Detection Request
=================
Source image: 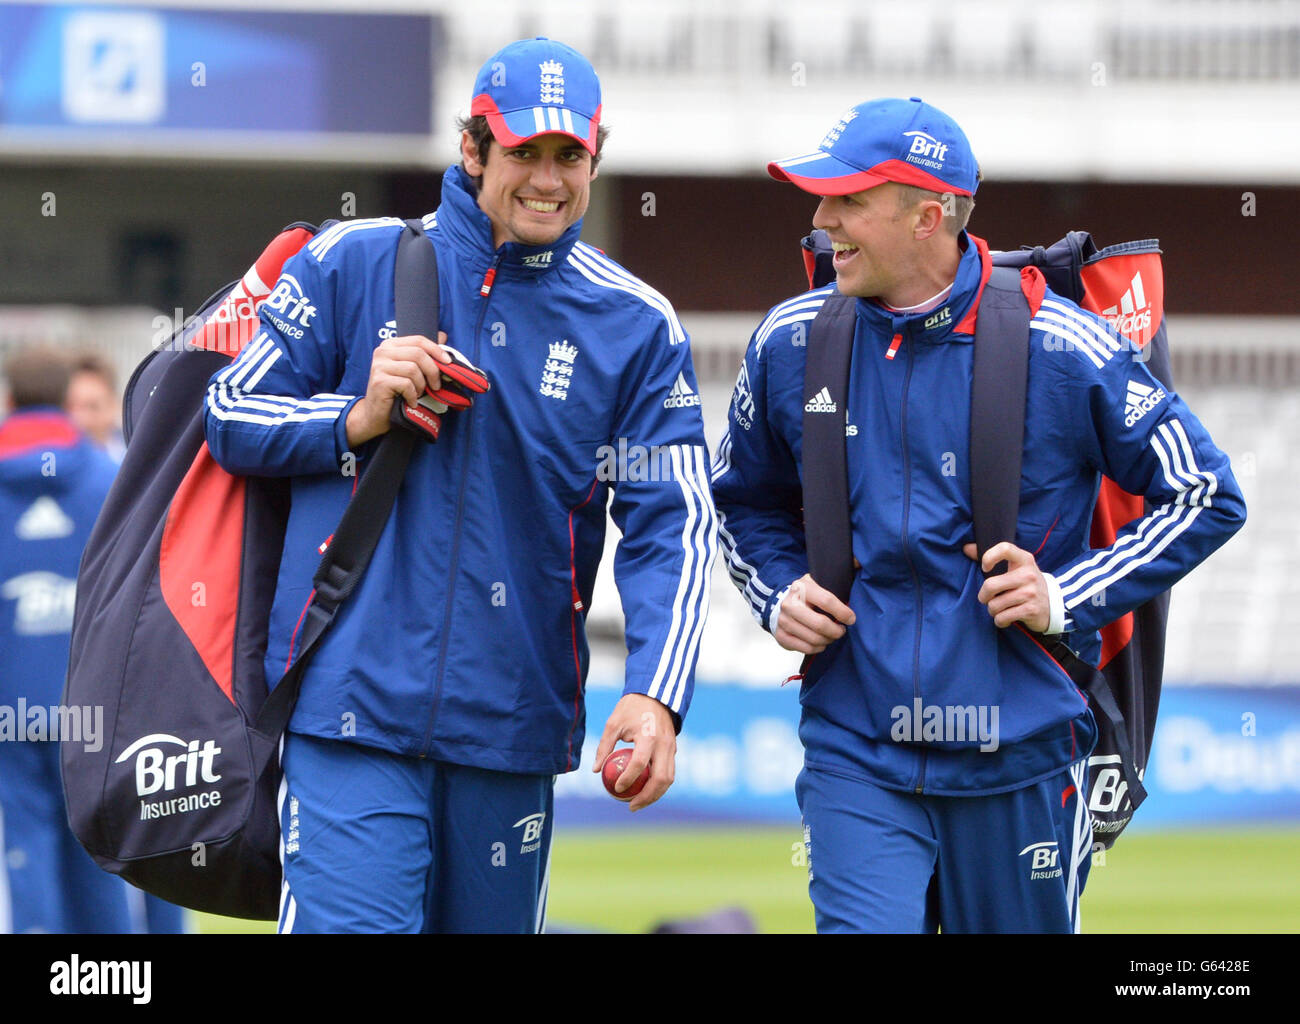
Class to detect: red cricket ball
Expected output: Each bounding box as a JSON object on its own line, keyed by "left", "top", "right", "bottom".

{"left": 601, "top": 747, "right": 650, "bottom": 801}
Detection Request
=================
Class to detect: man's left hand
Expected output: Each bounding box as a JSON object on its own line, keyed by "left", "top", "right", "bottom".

{"left": 592, "top": 693, "right": 676, "bottom": 812}
{"left": 963, "top": 541, "right": 1050, "bottom": 632}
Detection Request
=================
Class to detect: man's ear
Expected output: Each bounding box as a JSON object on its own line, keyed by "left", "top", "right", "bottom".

{"left": 912, "top": 199, "right": 947, "bottom": 242}
{"left": 461, "top": 130, "right": 486, "bottom": 177}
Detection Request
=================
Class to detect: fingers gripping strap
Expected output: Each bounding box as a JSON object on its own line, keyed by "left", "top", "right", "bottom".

{"left": 253, "top": 221, "right": 437, "bottom": 751}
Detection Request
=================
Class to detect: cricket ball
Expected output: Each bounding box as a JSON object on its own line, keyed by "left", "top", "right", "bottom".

{"left": 602, "top": 748, "right": 650, "bottom": 801}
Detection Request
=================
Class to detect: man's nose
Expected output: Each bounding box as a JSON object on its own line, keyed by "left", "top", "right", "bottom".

{"left": 532, "top": 156, "right": 563, "bottom": 191}
{"left": 811, "top": 197, "right": 835, "bottom": 229}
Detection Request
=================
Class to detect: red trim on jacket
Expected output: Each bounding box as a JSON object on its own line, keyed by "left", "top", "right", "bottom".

{"left": 0, "top": 411, "right": 81, "bottom": 458}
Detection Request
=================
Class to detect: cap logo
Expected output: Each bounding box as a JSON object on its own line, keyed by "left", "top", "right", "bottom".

{"left": 819, "top": 107, "right": 858, "bottom": 150}
{"left": 904, "top": 130, "right": 948, "bottom": 164}
{"left": 539, "top": 60, "right": 565, "bottom": 104}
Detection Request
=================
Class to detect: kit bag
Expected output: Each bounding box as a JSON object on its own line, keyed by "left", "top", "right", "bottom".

{"left": 63, "top": 219, "right": 437, "bottom": 917}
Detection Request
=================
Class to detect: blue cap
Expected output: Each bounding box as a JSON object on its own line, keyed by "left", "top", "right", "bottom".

{"left": 769, "top": 97, "right": 979, "bottom": 197}
{"left": 470, "top": 38, "right": 602, "bottom": 154}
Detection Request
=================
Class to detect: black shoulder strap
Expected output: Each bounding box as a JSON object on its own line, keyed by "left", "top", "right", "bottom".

{"left": 802, "top": 292, "right": 857, "bottom": 604}
{"left": 250, "top": 219, "right": 435, "bottom": 759}
{"left": 973, "top": 266, "right": 1149, "bottom": 821}
{"left": 970, "top": 266, "right": 1031, "bottom": 576}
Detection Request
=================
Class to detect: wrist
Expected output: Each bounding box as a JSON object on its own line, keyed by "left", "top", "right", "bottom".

{"left": 345, "top": 398, "right": 385, "bottom": 447}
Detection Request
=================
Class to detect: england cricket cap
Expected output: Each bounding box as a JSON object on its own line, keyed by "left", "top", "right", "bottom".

{"left": 768, "top": 97, "right": 979, "bottom": 197}
{"left": 470, "top": 37, "right": 602, "bottom": 155}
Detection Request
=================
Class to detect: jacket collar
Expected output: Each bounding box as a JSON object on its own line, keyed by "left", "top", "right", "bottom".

{"left": 0, "top": 407, "right": 81, "bottom": 460}
{"left": 853, "top": 233, "right": 993, "bottom": 344}
{"left": 435, "top": 164, "right": 583, "bottom": 277}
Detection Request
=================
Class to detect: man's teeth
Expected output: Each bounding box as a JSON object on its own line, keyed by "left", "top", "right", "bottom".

{"left": 522, "top": 199, "right": 560, "bottom": 212}
{"left": 832, "top": 242, "right": 857, "bottom": 253}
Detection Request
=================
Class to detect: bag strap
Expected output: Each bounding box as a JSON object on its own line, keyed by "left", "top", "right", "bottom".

{"left": 974, "top": 267, "right": 1149, "bottom": 814}
{"left": 970, "top": 266, "right": 1031, "bottom": 576}
{"left": 802, "top": 292, "right": 857, "bottom": 604}
{"left": 1047, "top": 639, "right": 1149, "bottom": 813}
{"left": 250, "top": 219, "right": 436, "bottom": 757}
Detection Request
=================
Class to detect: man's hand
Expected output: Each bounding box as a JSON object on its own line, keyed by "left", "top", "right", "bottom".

{"left": 591, "top": 693, "right": 676, "bottom": 812}
{"left": 774, "top": 573, "right": 856, "bottom": 654}
{"left": 963, "top": 541, "right": 1050, "bottom": 632}
{"left": 346, "top": 332, "right": 452, "bottom": 447}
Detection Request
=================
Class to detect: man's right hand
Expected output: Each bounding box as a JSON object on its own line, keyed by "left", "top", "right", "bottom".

{"left": 774, "top": 573, "right": 856, "bottom": 654}
{"left": 346, "top": 332, "right": 452, "bottom": 447}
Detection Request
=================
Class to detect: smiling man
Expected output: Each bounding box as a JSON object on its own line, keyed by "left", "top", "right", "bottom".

{"left": 204, "top": 37, "right": 716, "bottom": 933}
{"left": 711, "top": 97, "right": 1244, "bottom": 933}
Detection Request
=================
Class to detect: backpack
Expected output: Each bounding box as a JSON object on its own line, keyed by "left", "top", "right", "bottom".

{"left": 62, "top": 219, "right": 438, "bottom": 919}
{"left": 799, "top": 229, "right": 1171, "bottom": 849}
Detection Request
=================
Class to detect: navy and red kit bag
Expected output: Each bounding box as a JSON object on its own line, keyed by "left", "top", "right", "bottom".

{"left": 62, "top": 220, "right": 436, "bottom": 918}
{"left": 800, "top": 230, "right": 1170, "bottom": 849}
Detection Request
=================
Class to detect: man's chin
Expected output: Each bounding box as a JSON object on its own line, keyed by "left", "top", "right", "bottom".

{"left": 833, "top": 270, "right": 869, "bottom": 299}
{"left": 511, "top": 224, "right": 568, "bottom": 248}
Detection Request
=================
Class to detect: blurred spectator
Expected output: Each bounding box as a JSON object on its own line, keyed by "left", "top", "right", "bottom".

{"left": 0, "top": 344, "right": 132, "bottom": 932}
{"left": 40, "top": 346, "right": 188, "bottom": 933}
{"left": 65, "top": 351, "right": 125, "bottom": 463}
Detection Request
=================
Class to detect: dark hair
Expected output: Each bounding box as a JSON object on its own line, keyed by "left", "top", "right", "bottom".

{"left": 3, "top": 344, "right": 71, "bottom": 409}
{"left": 454, "top": 114, "right": 610, "bottom": 170}
{"left": 70, "top": 350, "right": 118, "bottom": 392}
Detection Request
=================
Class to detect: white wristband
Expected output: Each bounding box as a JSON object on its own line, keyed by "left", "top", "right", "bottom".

{"left": 1042, "top": 572, "right": 1066, "bottom": 635}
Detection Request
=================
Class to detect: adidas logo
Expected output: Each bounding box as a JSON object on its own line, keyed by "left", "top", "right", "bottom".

{"left": 804, "top": 387, "right": 837, "bottom": 414}
{"left": 1123, "top": 379, "right": 1166, "bottom": 427}
{"left": 1101, "top": 271, "right": 1153, "bottom": 340}
{"left": 15, "top": 497, "right": 74, "bottom": 540}
{"left": 663, "top": 372, "right": 702, "bottom": 409}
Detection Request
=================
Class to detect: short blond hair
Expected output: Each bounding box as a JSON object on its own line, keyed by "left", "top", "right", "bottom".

{"left": 893, "top": 183, "right": 978, "bottom": 237}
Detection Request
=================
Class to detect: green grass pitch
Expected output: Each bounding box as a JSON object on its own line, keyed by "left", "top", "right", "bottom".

{"left": 196, "top": 825, "right": 1299, "bottom": 934}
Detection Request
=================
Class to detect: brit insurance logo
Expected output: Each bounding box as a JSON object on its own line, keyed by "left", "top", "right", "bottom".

{"left": 513, "top": 812, "right": 546, "bottom": 854}
{"left": 539, "top": 340, "right": 578, "bottom": 401}
{"left": 903, "top": 130, "right": 949, "bottom": 170}
{"left": 521, "top": 250, "right": 554, "bottom": 270}
{"left": 1019, "top": 840, "right": 1063, "bottom": 881}
{"left": 114, "top": 733, "right": 224, "bottom": 822}
{"left": 923, "top": 305, "right": 953, "bottom": 332}
{"left": 62, "top": 11, "right": 166, "bottom": 124}
{"left": 2, "top": 572, "right": 76, "bottom": 636}
{"left": 732, "top": 363, "right": 755, "bottom": 430}
{"left": 262, "top": 275, "right": 318, "bottom": 339}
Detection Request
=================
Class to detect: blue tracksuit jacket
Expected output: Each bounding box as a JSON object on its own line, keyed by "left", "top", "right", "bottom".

{"left": 0, "top": 409, "right": 117, "bottom": 709}
{"left": 204, "top": 165, "right": 716, "bottom": 774}
{"left": 711, "top": 234, "right": 1245, "bottom": 795}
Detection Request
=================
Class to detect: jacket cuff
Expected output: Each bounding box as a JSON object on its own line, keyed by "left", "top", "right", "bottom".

{"left": 333, "top": 396, "right": 363, "bottom": 465}
{"left": 765, "top": 583, "right": 793, "bottom": 636}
